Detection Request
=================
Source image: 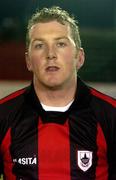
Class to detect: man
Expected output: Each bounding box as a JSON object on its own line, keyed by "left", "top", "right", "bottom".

{"left": 0, "top": 6, "right": 116, "bottom": 180}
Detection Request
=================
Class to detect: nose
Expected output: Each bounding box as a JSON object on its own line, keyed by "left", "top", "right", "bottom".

{"left": 46, "top": 44, "right": 57, "bottom": 60}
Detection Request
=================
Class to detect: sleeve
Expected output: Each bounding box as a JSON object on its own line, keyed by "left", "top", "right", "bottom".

{"left": 0, "top": 105, "right": 7, "bottom": 176}
{"left": 0, "top": 125, "right": 4, "bottom": 176}
{"left": 0, "top": 155, "right": 3, "bottom": 176}
{"left": 107, "top": 104, "right": 116, "bottom": 179}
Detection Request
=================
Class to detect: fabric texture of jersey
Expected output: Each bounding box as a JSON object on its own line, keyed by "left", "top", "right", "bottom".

{"left": 0, "top": 77, "right": 116, "bottom": 180}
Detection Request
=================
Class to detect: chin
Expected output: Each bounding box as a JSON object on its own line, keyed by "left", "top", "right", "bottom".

{"left": 45, "top": 82, "right": 63, "bottom": 90}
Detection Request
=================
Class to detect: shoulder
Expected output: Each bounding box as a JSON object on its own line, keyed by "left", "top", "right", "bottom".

{"left": 0, "top": 86, "right": 30, "bottom": 142}
{"left": 90, "top": 87, "right": 116, "bottom": 108}
{"left": 0, "top": 87, "right": 26, "bottom": 108}
{"left": 0, "top": 86, "right": 30, "bottom": 119}
{"left": 89, "top": 87, "right": 116, "bottom": 128}
{"left": 76, "top": 77, "right": 116, "bottom": 115}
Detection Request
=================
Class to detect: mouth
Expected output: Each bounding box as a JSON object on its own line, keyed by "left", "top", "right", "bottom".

{"left": 46, "top": 66, "right": 60, "bottom": 72}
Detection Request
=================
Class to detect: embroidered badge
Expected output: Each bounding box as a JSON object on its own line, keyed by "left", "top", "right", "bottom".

{"left": 77, "top": 150, "right": 93, "bottom": 172}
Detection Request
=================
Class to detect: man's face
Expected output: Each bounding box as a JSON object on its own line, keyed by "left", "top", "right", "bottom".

{"left": 26, "top": 21, "right": 84, "bottom": 89}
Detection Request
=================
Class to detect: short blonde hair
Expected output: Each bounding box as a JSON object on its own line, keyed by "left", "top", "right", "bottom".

{"left": 26, "top": 6, "right": 81, "bottom": 50}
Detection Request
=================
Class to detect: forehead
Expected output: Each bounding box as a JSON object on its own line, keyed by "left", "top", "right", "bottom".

{"left": 29, "top": 21, "right": 72, "bottom": 39}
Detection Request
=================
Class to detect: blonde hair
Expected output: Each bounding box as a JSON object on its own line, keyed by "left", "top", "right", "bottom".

{"left": 26, "top": 6, "right": 81, "bottom": 50}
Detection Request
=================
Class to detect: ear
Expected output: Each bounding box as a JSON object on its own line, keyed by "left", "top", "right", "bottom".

{"left": 25, "top": 52, "right": 32, "bottom": 71}
{"left": 76, "top": 48, "right": 85, "bottom": 70}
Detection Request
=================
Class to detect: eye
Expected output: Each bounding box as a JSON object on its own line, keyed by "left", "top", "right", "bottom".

{"left": 34, "top": 43, "right": 44, "bottom": 49}
{"left": 57, "top": 42, "right": 67, "bottom": 47}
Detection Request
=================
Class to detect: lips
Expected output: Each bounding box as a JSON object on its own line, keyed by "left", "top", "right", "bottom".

{"left": 46, "top": 66, "right": 60, "bottom": 72}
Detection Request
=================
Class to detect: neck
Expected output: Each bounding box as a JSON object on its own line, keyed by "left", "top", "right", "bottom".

{"left": 33, "top": 79, "right": 77, "bottom": 107}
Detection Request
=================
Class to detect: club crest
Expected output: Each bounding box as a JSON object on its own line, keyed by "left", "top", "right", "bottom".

{"left": 77, "top": 150, "right": 93, "bottom": 172}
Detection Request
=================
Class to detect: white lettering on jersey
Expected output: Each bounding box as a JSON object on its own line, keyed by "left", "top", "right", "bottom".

{"left": 13, "top": 157, "right": 37, "bottom": 165}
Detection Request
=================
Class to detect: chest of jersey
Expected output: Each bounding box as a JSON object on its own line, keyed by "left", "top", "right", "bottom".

{"left": 1, "top": 110, "right": 108, "bottom": 180}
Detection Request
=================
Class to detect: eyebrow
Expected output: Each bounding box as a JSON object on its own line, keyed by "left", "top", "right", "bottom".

{"left": 32, "top": 36, "right": 70, "bottom": 43}
{"left": 54, "top": 37, "right": 70, "bottom": 41}
{"left": 31, "top": 38, "right": 44, "bottom": 43}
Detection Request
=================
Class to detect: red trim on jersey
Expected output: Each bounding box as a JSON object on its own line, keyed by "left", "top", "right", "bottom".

{"left": 38, "top": 118, "right": 71, "bottom": 180}
{"left": 91, "top": 88, "right": 116, "bottom": 107}
{"left": 1, "top": 128, "right": 16, "bottom": 179}
{"left": 0, "top": 89, "right": 25, "bottom": 104}
{"left": 95, "top": 124, "right": 108, "bottom": 180}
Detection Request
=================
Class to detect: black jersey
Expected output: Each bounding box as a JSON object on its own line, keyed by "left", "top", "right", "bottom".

{"left": 0, "top": 78, "right": 116, "bottom": 180}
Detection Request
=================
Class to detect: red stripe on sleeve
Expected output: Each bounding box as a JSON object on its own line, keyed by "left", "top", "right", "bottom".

{"left": 95, "top": 124, "right": 108, "bottom": 180}
{"left": 91, "top": 88, "right": 116, "bottom": 107}
{"left": 1, "top": 128, "right": 16, "bottom": 180}
{"left": 0, "top": 89, "right": 25, "bottom": 104}
{"left": 38, "top": 119, "right": 71, "bottom": 180}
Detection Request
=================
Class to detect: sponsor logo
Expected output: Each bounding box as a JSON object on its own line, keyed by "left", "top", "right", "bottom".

{"left": 77, "top": 150, "right": 93, "bottom": 172}
{"left": 13, "top": 157, "right": 37, "bottom": 165}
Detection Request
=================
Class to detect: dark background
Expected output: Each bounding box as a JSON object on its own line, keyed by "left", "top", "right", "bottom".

{"left": 0, "top": 0, "right": 115, "bottom": 82}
